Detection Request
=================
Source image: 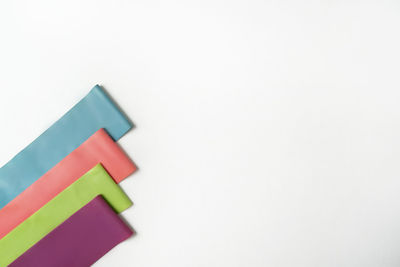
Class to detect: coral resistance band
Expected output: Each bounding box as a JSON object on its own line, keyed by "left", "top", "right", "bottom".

{"left": 0, "top": 128, "right": 136, "bottom": 239}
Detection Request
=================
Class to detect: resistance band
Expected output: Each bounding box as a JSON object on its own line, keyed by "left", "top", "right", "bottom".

{"left": 0, "top": 164, "right": 132, "bottom": 266}
{"left": 10, "top": 196, "right": 133, "bottom": 267}
{"left": 0, "top": 128, "right": 136, "bottom": 239}
{"left": 0, "top": 85, "right": 132, "bottom": 208}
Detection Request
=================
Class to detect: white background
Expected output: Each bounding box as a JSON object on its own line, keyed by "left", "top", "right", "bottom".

{"left": 1, "top": 0, "right": 400, "bottom": 266}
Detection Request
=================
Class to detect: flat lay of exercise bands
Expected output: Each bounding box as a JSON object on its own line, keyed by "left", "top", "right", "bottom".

{"left": 0, "top": 85, "right": 137, "bottom": 266}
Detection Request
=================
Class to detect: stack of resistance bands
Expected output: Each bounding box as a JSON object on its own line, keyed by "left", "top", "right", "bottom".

{"left": 0, "top": 85, "right": 136, "bottom": 266}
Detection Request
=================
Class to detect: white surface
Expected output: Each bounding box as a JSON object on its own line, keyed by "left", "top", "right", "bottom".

{"left": 1, "top": 1, "right": 400, "bottom": 266}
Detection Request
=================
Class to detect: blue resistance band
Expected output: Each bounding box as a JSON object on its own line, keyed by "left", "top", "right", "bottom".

{"left": 0, "top": 85, "right": 132, "bottom": 208}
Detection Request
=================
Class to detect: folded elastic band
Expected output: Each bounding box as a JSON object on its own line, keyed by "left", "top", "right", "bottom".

{"left": 0, "top": 164, "right": 132, "bottom": 266}
{"left": 0, "top": 85, "right": 132, "bottom": 208}
{"left": 0, "top": 128, "right": 136, "bottom": 239}
{"left": 10, "top": 196, "right": 133, "bottom": 267}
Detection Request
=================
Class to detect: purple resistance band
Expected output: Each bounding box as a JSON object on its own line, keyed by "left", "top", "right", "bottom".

{"left": 9, "top": 196, "right": 133, "bottom": 267}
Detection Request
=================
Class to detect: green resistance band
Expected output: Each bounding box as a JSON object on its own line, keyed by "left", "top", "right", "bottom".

{"left": 0, "top": 164, "right": 132, "bottom": 266}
